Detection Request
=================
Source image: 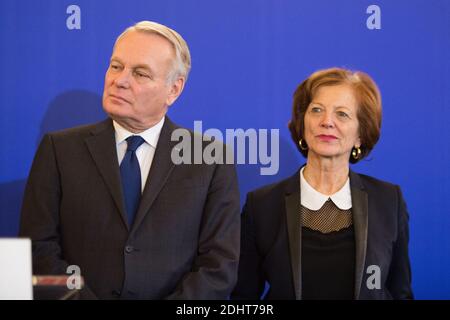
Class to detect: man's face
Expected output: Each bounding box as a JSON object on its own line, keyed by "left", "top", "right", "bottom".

{"left": 102, "top": 30, "right": 184, "bottom": 132}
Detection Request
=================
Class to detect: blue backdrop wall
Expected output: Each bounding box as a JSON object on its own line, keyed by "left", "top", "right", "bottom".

{"left": 0, "top": 0, "right": 449, "bottom": 299}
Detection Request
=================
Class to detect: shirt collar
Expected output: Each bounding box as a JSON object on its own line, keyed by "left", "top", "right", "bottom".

{"left": 113, "top": 117, "right": 165, "bottom": 148}
{"left": 300, "top": 166, "right": 352, "bottom": 210}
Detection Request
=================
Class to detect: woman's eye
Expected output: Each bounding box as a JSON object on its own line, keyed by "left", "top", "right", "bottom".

{"left": 337, "top": 111, "right": 349, "bottom": 118}
{"left": 311, "top": 107, "right": 322, "bottom": 113}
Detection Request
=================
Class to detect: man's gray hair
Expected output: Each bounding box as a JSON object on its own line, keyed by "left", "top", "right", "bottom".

{"left": 115, "top": 21, "right": 191, "bottom": 84}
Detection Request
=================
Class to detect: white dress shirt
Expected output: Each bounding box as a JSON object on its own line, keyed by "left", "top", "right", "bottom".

{"left": 300, "top": 166, "right": 352, "bottom": 210}
{"left": 113, "top": 117, "right": 165, "bottom": 193}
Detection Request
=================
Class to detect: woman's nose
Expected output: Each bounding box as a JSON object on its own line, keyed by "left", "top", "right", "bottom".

{"left": 319, "top": 111, "right": 335, "bottom": 128}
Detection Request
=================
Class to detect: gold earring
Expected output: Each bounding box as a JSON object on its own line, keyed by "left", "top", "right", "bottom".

{"left": 298, "top": 139, "right": 308, "bottom": 151}
{"left": 352, "top": 146, "right": 362, "bottom": 160}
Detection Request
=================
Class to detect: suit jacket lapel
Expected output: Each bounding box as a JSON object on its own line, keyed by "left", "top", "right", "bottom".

{"left": 349, "top": 170, "right": 369, "bottom": 299}
{"left": 131, "top": 116, "right": 178, "bottom": 233}
{"left": 85, "top": 119, "right": 128, "bottom": 229}
{"left": 284, "top": 170, "right": 302, "bottom": 300}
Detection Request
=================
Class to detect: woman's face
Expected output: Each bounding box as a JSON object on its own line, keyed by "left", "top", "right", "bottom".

{"left": 303, "top": 84, "right": 361, "bottom": 162}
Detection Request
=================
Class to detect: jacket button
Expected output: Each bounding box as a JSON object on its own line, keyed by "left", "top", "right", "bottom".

{"left": 125, "top": 245, "right": 134, "bottom": 253}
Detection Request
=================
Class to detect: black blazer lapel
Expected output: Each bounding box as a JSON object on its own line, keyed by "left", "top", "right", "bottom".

{"left": 284, "top": 171, "right": 302, "bottom": 300}
{"left": 131, "top": 116, "right": 178, "bottom": 233}
{"left": 85, "top": 119, "right": 128, "bottom": 229}
{"left": 349, "top": 170, "right": 369, "bottom": 299}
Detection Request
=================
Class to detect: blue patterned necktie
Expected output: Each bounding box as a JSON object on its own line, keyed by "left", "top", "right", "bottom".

{"left": 120, "top": 135, "right": 145, "bottom": 227}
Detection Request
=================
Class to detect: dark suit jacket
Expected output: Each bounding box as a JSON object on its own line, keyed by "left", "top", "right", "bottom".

{"left": 19, "top": 116, "right": 240, "bottom": 299}
{"left": 232, "top": 168, "right": 413, "bottom": 300}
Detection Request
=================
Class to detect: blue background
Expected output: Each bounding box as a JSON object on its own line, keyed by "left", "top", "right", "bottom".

{"left": 0, "top": 0, "right": 449, "bottom": 299}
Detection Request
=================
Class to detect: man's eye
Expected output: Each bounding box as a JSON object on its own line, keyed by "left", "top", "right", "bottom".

{"left": 110, "top": 64, "right": 121, "bottom": 70}
{"left": 134, "top": 71, "right": 150, "bottom": 78}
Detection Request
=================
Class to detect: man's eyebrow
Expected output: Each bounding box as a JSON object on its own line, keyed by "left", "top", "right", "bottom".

{"left": 110, "top": 58, "right": 154, "bottom": 72}
{"left": 110, "top": 57, "right": 123, "bottom": 64}
{"left": 133, "top": 64, "right": 153, "bottom": 72}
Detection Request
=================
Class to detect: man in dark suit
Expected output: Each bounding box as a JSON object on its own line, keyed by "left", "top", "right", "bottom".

{"left": 19, "top": 21, "right": 240, "bottom": 299}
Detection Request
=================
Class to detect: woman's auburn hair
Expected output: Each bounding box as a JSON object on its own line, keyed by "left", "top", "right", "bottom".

{"left": 288, "top": 67, "right": 382, "bottom": 164}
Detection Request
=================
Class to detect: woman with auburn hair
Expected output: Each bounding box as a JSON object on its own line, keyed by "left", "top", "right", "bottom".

{"left": 232, "top": 67, "right": 413, "bottom": 300}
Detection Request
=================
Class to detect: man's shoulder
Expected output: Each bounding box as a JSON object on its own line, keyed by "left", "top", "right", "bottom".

{"left": 165, "top": 118, "right": 229, "bottom": 152}
{"left": 46, "top": 119, "right": 112, "bottom": 140}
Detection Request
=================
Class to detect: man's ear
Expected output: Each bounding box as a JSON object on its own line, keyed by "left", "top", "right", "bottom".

{"left": 166, "top": 77, "right": 185, "bottom": 107}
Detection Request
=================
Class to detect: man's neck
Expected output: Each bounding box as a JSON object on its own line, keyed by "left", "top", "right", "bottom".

{"left": 112, "top": 116, "right": 165, "bottom": 134}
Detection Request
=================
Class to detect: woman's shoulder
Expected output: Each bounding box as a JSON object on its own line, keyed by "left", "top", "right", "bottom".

{"left": 247, "top": 171, "right": 299, "bottom": 201}
{"left": 351, "top": 171, "right": 402, "bottom": 196}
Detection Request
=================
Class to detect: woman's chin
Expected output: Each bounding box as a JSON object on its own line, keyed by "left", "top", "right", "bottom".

{"left": 310, "top": 149, "right": 348, "bottom": 160}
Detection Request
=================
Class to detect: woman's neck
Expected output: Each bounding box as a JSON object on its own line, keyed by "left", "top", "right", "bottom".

{"left": 303, "top": 155, "right": 350, "bottom": 195}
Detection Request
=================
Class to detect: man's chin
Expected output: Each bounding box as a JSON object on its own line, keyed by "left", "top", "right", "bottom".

{"left": 107, "top": 115, "right": 143, "bottom": 133}
{"left": 103, "top": 108, "right": 129, "bottom": 121}
{"left": 107, "top": 113, "right": 129, "bottom": 124}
